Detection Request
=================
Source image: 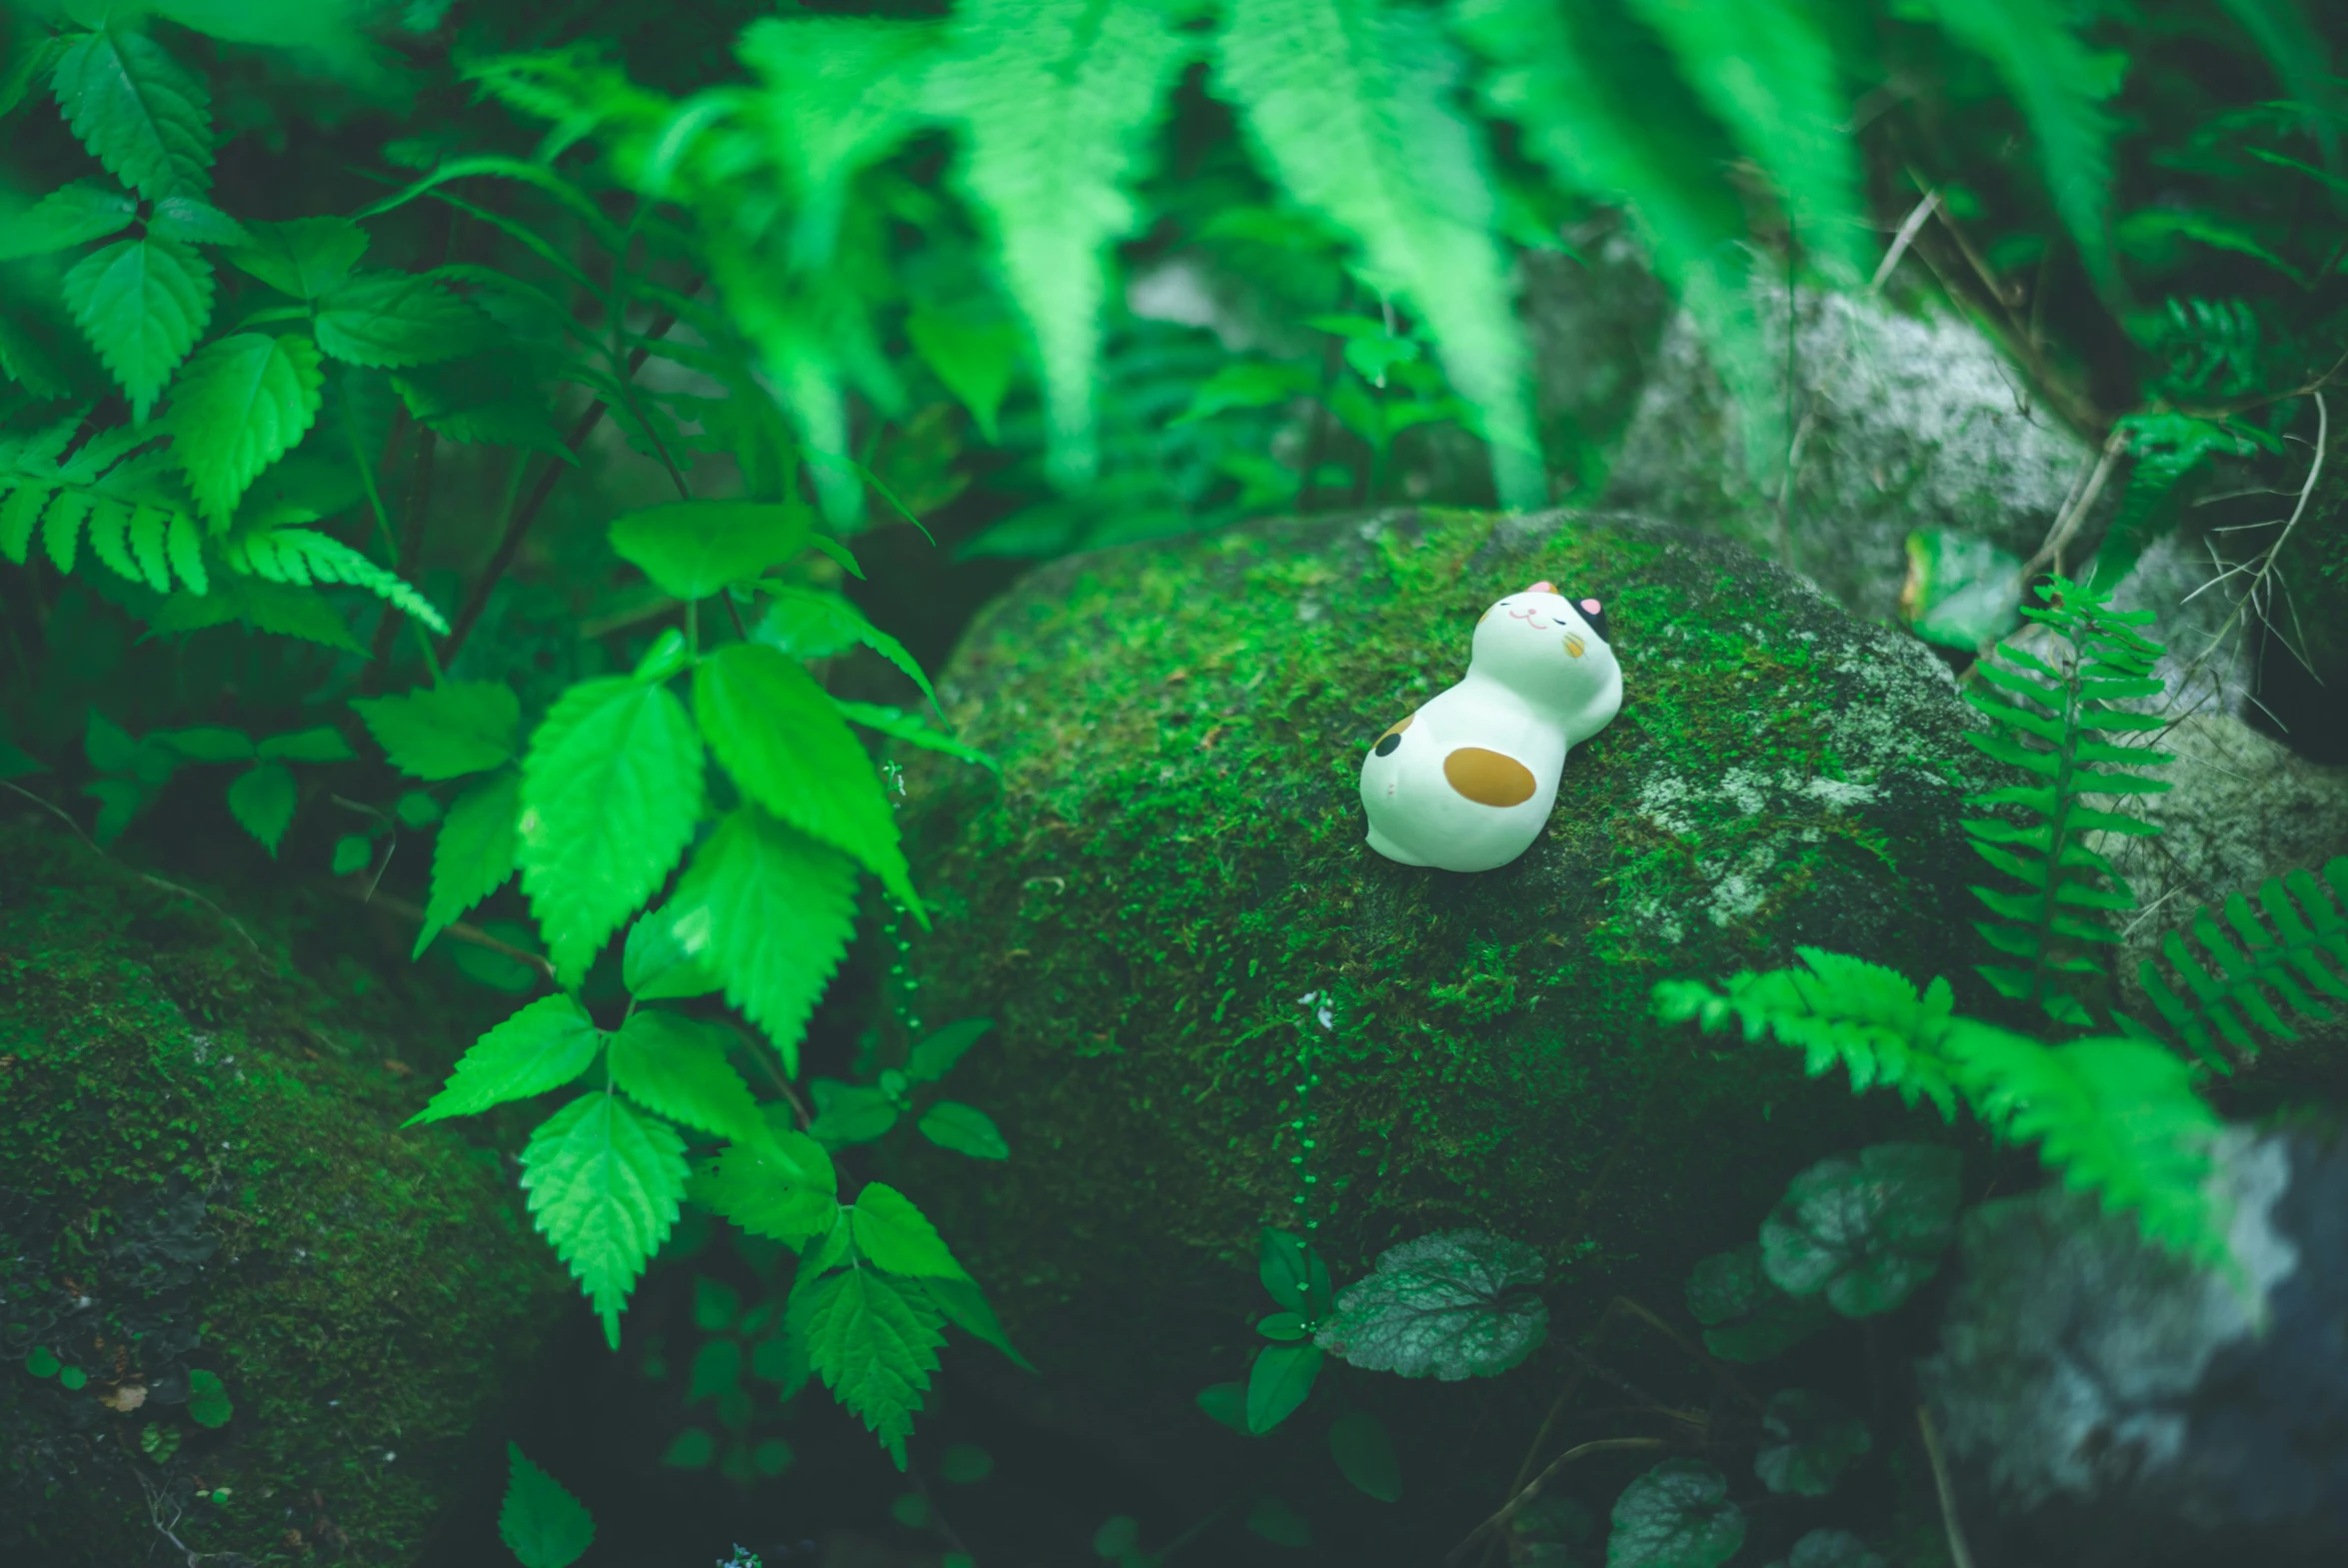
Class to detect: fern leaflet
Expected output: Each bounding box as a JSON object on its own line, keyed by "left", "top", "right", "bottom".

{"left": 224, "top": 526, "right": 449, "bottom": 634}
{"left": 1912, "top": 0, "right": 2118, "bottom": 289}
{"left": 2139, "top": 857, "right": 2348, "bottom": 1067}
{"left": 0, "top": 418, "right": 209, "bottom": 594}
{"left": 1655, "top": 946, "right": 2230, "bottom": 1266}
{"left": 1215, "top": 0, "right": 1539, "bottom": 507}
{"left": 927, "top": 0, "right": 1189, "bottom": 490}
{"left": 1961, "top": 574, "right": 2173, "bottom": 1029}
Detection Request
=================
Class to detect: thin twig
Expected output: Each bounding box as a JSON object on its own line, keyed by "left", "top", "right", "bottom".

{"left": 1917, "top": 1404, "right": 1979, "bottom": 1568}
{"left": 3, "top": 779, "right": 264, "bottom": 953}
{"left": 1443, "top": 1439, "right": 1670, "bottom": 1567}
{"left": 2170, "top": 392, "right": 2329, "bottom": 698}
{"left": 1870, "top": 191, "right": 1939, "bottom": 293}
{"left": 327, "top": 877, "right": 555, "bottom": 979}
{"left": 2019, "top": 424, "right": 2130, "bottom": 584}
{"left": 1605, "top": 1295, "right": 1764, "bottom": 1413}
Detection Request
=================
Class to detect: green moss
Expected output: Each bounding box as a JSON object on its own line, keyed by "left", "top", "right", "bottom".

{"left": 891, "top": 509, "right": 1998, "bottom": 1541}
{"left": 0, "top": 823, "right": 563, "bottom": 1565}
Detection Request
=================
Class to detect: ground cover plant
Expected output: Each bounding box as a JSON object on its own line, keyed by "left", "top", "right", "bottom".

{"left": 2, "top": 0, "right": 2344, "bottom": 1562}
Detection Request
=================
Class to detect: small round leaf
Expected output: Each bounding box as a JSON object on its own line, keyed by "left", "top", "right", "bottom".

{"left": 1760, "top": 1143, "right": 1961, "bottom": 1317}
{"left": 1606, "top": 1459, "right": 1744, "bottom": 1568}
{"left": 1753, "top": 1389, "right": 1871, "bottom": 1497}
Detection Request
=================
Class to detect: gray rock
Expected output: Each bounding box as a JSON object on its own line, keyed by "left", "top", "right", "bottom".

{"left": 2098, "top": 712, "right": 2348, "bottom": 1043}
{"left": 1608, "top": 286, "right": 2099, "bottom": 627}
{"left": 893, "top": 506, "right": 2001, "bottom": 1558}
{"left": 1920, "top": 1127, "right": 2348, "bottom": 1567}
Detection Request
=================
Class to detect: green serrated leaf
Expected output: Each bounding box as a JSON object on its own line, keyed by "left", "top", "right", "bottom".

{"left": 417, "top": 769, "right": 521, "bottom": 958}
{"left": 62, "top": 236, "right": 212, "bottom": 421}
{"left": 255, "top": 726, "right": 353, "bottom": 764}
{"left": 609, "top": 1010, "right": 766, "bottom": 1146}
{"left": 693, "top": 641, "right": 918, "bottom": 912}
{"left": 330, "top": 832, "right": 371, "bottom": 875}
{"left": 917, "top": 1100, "right": 1009, "bottom": 1160}
{"left": 808, "top": 1082, "right": 901, "bottom": 1147}
{"left": 392, "top": 354, "right": 569, "bottom": 457}
{"left": 51, "top": 26, "right": 212, "bottom": 202}
{"left": 1606, "top": 1459, "right": 1744, "bottom": 1568}
{"left": 622, "top": 900, "right": 725, "bottom": 1001}
{"left": 314, "top": 272, "right": 493, "bottom": 368}
{"left": 917, "top": 1273, "right": 1033, "bottom": 1370}
{"left": 1329, "top": 1410, "right": 1401, "bottom": 1502}
{"left": 225, "top": 760, "right": 296, "bottom": 854}
{"left": 227, "top": 216, "right": 367, "bottom": 300}
{"left": 756, "top": 584, "right": 937, "bottom": 709}
{"left": 498, "top": 1444, "right": 595, "bottom": 1568}
{"left": 407, "top": 994, "right": 600, "bottom": 1125}
{"left": 517, "top": 676, "right": 705, "bottom": 984}
{"left": 905, "top": 308, "right": 1021, "bottom": 443}
{"left": 791, "top": 1264, "right": 946, "bottom": 1467}
{"left": 692, "top": 1129, "right": 839, "bottom": 1248}
{"left": 0, "top": 181, "right": 136, "bottom": 260}
{"left": 1313, "top": 1230, "right": 1545, "bottom": 1379}
{"left": 523, "top": 1092, "right": 691, "bottom": 1349}
{"left": 147, "top": 194, "right": 246, "bottom": 247}
{"left": 1759, "top": 1143, "right": 1961, "bottom": 1317}
{"left": 169, "top": 333, "right": 324, "bottom": 524}
{"left": 907, "top": 1018, "right": 993, "bottom": 1083}
{"left": 353, "top": 680, "right": 522, "bottom": 781}
{"left": 665, "top": 807, "right": 858, "bottom": 1073}
{"left": 610, "top": 500, "right": 812, "bottom": 600}
{"left": 1245, "top": 1342, "right": 1322, "bottom": 1434}
{"left": 186, "top": 1368, "right": 232, "bottom": 1428}
{"left": 849, "top": 1182, "right": 970, "bottom": 1279}
{"left": 148, "top": 575, "right": 365, "bottom": 653}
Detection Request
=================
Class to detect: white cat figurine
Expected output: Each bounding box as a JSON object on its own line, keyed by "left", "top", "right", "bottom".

{"left": 1359, "top": 583, "right": 1622, "bottom": 872}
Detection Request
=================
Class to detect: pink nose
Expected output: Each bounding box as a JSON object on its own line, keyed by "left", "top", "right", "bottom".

{"left": 1528, "top": 581, "right": 1554, "bottom": 594}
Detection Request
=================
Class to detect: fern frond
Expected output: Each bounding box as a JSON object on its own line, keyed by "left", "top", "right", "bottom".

{"left": 1216, "top": 0, "right": 1539, "bottom": 507}
{"left": 741, "top": 17, "right": 942, "bottom": 268}
{"left": 1938, "top": 1028, "right": 2225, "bottom": 1265}
{"left": 927, "top": 0, "right": 1189, "bottom": 491}
{"left": 1656, "top": 946, "right": 2230, "bottom": 1267}
{"left": 1912, "top": 0, "right": 2119, "bottom": 290}
{"left": 224, "top": 526, "right": 448, "bottom": 634}
{"left": 1652, "top": 947, "right": 1962, "bottom": 1120}
{"left": 1453, "top": 0, "right": 1779, "bottom": 480}
{"left": 1961, "top": 575, "right": 2173, "bottom": 1027}
{"left": 0, "top": 416, "right": 208, "bottom": 593}
{"left": 1616, "top": 0, "right": 1866, "bottom": 280}
{"left": 2139, "top": 857, "right": 2348, "bottom": 1068}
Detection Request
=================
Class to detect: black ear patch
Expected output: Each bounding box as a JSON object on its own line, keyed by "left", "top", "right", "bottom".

{"left": 1569, "top": 595, "right": 1610, "bottom": 645}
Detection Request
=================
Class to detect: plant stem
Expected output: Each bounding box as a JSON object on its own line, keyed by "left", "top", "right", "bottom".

{"left": 337, "top": 379, "right": 443, "bottom": 683}
{"left": 439, "top": 309, "right": 680, "bottom": 668}
{"left": 1444, "top": 1439, "right": 1670, "bottom": 1566}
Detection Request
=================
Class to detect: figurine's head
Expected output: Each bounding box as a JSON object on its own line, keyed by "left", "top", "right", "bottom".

{"left": 1469, "top": 582, "right": 1620, "bottom": 719}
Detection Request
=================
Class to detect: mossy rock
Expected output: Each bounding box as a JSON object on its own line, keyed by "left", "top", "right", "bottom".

{"left": 0, "top": 822, "right": 565, "bottom": 1564}
{"left": 893, "top": 509, "right": 1995, "bottom": 1546}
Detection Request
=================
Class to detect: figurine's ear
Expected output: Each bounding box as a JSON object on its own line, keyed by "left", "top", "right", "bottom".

{"left": 1571, "top": 595, "right": 1609, "bottom": 644}
{"left": 1527, "top": 580, "right": 1555, "bottom": 594}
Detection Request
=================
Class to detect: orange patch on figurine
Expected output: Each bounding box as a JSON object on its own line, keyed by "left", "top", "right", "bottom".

{"left": 1442, "top": 747, "right": 1537, "bottom": 807}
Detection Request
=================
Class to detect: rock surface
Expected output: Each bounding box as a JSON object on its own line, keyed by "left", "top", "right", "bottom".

{"left": 0, "top": 822, "right": 563, "bottom": 1565}
{"left": 893, "top": 507, "right": 2004, "bottom": 1549}
{"left": 1920, "top": 1126, "right": 2348, "bottom": 1568}
{"left": 2095, "top": 712, "right": 2348, "bottom": 1053}
{"left": 1608, "top": 286, "right": 2099, "bottom": 627}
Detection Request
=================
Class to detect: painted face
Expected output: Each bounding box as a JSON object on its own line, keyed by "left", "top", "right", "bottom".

{"left": 1469, "top": 582, "right": 1615, "bottom": 704}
